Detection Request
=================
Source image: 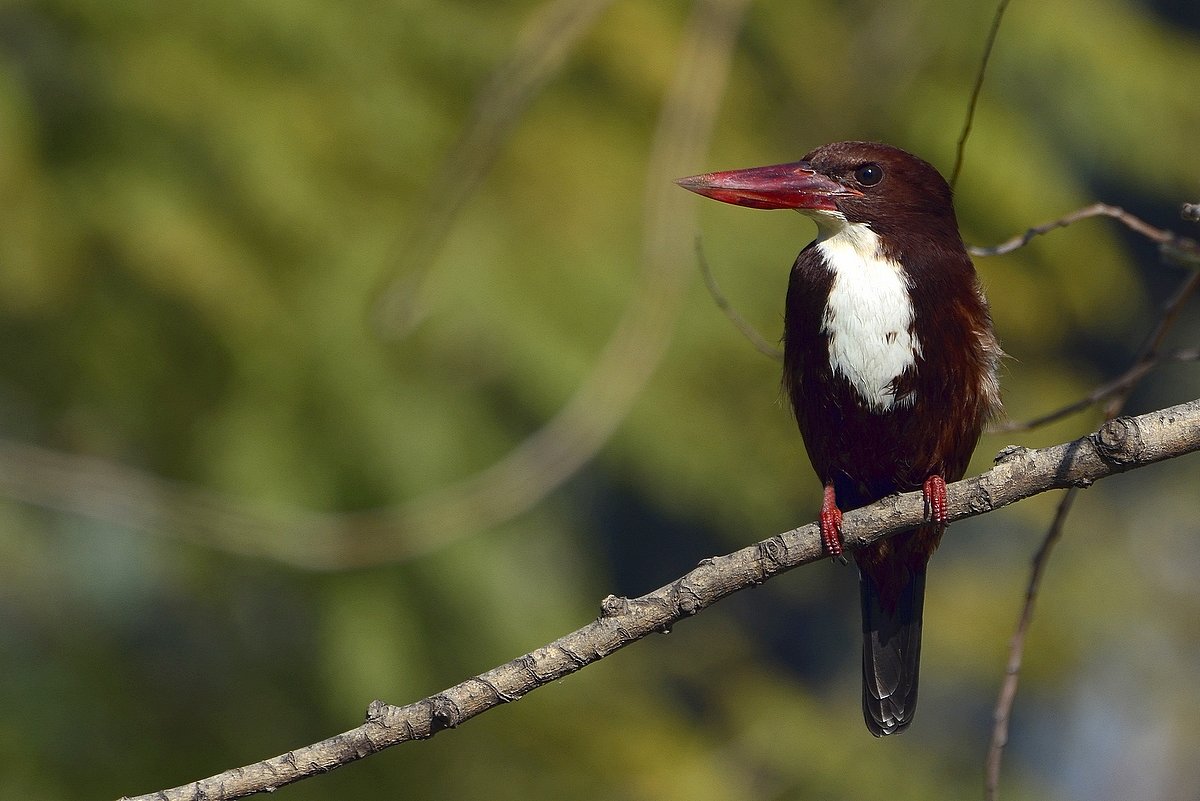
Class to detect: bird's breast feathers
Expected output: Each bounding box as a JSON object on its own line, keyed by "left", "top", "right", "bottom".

{"left": 815, "top": 221, "right": 920, "bottom": 412}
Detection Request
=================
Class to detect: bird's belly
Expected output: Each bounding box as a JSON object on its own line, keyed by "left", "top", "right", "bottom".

{"left": 797, "top": 379, "right": 965, "bottom": 502}
{"left": 826, "top": 403, "right": 921, "bottom": 497}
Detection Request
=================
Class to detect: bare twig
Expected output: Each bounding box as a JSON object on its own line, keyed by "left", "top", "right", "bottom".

{"left": 992, "top": 346, "right": 1200, "bottom": 433}
{"left": 969, "top": 203, "right": 1200, "bottom": 268}
{"left": 976, "top": 203, "right": 1200, "bottom": 434}
{"left": 950, "top": 0, "right": 1012, "bottom": 190}
{"left": 695, "top": 240, "right": 783, "bottom": 361}
{"left": 120, "top": 399, "right": 1200, "bottom": 801}
{"left": 1103, "top": 273, "right": 1200, "bottom": 416}
{"left": 984, "top": 486, "right": 1078, "bottom": 801}
{"left": 983, "top": 269, "right": 1200, "bottom": 800}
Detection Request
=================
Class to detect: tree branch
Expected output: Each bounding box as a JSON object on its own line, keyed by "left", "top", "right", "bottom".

{"left": 949, "top": 0, "right": 1012, "bottom": 190}
{"left": 121, "top": 398, "right": 1200, "bottom": 801}
{"left": 967, "top": 202, "right": 1200, "bottom": 269}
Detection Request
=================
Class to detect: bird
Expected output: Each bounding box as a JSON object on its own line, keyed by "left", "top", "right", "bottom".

{"left": 676, "top": 141, "right": 1002, "bottom": 736}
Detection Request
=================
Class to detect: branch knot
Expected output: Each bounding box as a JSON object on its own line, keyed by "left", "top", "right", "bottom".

{"left": 365, "top": 700, "right": 394, "bottom": 725}
{"left": 756, "top": 536, "right": 787, "bottom": 576}
{"left": 428, "top": 695, "right": 461, "bottom": 732}
{"left": 1094, "top": 416, "right": 1145, "bottom": 467}
{"left": 600, "top": 595, "right": 629, "bottom": 617}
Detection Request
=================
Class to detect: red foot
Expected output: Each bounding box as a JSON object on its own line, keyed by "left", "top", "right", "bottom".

{"left": 820, "top": 483, "right": 846, "bottom": 560}
{"left": 922, "top": 475, "right": 948, "bottom": 529}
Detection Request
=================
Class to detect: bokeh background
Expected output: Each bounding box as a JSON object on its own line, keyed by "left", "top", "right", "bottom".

{"left": 1, "top": 0, "right": 1199, "bottom": 799}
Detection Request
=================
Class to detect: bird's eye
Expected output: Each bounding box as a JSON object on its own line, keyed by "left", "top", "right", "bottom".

{"left": 854, "top": 163, "right": 883, "bottom": 186}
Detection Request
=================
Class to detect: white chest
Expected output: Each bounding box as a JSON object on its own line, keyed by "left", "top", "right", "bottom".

{"left": 815, "top": 222, "right": 921, "bottom": 412}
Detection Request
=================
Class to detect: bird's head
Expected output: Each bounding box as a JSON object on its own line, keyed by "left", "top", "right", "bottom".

{"left": 676, "top": 141, "right": 959, "bottom": 244}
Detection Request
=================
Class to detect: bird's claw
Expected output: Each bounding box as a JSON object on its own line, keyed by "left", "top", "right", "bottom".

{"left": 922, "top": 475, "right": 948, "bottom": 531}
{"left": 820, "top": 484, "right": 848, "bottom": 564}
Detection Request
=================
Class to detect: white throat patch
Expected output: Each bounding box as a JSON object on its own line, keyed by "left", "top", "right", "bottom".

{"left": 811, "top": 215, "right": 921, "bottom": 412}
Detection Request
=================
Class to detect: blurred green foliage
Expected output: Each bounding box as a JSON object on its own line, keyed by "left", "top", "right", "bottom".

{"left": 0, "top": 0, "right": 1198, "bottom": 799}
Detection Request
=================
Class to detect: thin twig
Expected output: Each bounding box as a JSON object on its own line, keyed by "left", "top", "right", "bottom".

{"left": 695, "top": 240, "right": 783, "bottom": 361}
{"left": 1103, "top": 272, "right": 1200, "bottom": 416}
{"left": 950, "top": 0, "right": 1012, "bottom": 190}
{"left": 969, "top": 203, "right": 1200, "bottom": 267}
{"left": 121, "top": 399, "right": 1200, "bottom": 801}
{"left": 976, "top": 203, "right": 1200, "bottom": 434}
{"left": 983, "top": 269, "right": 1200, "bottom": 801}
{"left": 992, "top": 347, "right": 1200, "bottom": 433}
{"left": 984, "top": 487, "right": 1077, "bottom": 801}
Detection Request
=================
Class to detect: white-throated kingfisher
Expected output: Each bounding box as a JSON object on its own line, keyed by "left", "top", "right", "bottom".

{"left": 678, "top": 141, "right": 1002, "bottom": 735}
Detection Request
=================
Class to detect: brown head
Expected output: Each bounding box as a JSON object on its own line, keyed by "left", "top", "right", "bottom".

{"left": 676, "top": 141, "right": 964, "bottom": 261}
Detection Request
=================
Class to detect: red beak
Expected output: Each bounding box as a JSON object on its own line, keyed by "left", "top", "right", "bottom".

{"left": 675, "top": 161, "right": 858, "bottom": 211}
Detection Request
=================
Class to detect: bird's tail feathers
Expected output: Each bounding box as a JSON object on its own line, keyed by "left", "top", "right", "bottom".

{"left": 859, "top": 561, "right": 926, "bottom": 737}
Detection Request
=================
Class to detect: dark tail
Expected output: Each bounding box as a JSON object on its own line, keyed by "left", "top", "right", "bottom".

{"left": 859, "top": 562, "right": 927, "bottom": 736}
